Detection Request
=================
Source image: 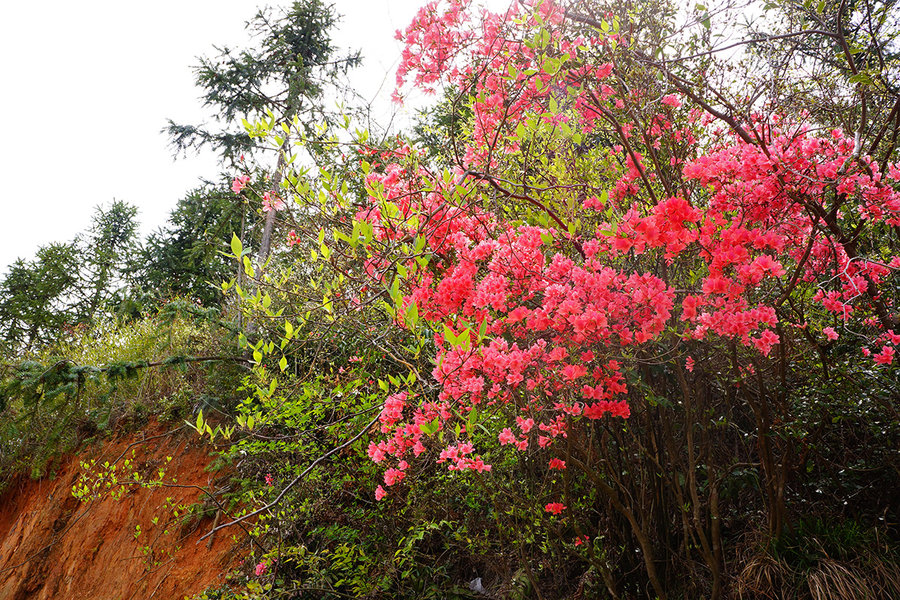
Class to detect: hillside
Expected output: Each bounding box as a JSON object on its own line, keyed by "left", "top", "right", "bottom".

{"left": 1, "top": 0, "right": 899, "bottom": 598}
{"left": 0, "top": 421, "right": 239, "bottom": 600}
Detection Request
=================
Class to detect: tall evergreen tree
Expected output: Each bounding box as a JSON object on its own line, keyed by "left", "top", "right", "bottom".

{"left": 75, "top": 200, "right": 140, "bottom": 321}
{"left": 0, "top": 201, "right": 140, "bottom": 353}
{"left": 140, "top": 179, "right": 256, "bottom": 306}
{"left": 164, "top": 0, "right": 360, "bottom": 270}
{"left": 165, "top": 0, "right": 360, "bottom": 165}
{"left": 0, "top": 243, "right": 80, "bottom": 352}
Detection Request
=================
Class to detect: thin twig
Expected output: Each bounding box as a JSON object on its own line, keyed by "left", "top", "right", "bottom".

{"left": 198, "top": 412, "right": 381, "bottom": 542}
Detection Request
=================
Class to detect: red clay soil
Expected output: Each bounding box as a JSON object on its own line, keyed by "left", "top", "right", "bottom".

{"left": 0, "top": 421, "right": 244, "bottom": 600}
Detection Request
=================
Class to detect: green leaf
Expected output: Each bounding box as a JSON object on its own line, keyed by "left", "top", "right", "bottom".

{"left": 405, "top": 302, "right": 419, "bottom": 328}
{"left": 389, "top": 277, "right": 401, "bottom": 303}
{"left": 848, "top": 72, "right": 874, "bottom": 85}
{"left": 420, "top": 417, "right": 440, "bottom": 435}
{"left": 443, "top": 324, "right": 458, "bottom": 346}
{"left": 457, "top": 328, "right": 471, "bottom": 351}
{"left": 542, "top": 56, "right": 561, "bottom": 75}
{"left": 231, "top": 234, "right": 243, "bottom": 258}
{"left": 279, "top": 356, "right": 288, "bottom": 372}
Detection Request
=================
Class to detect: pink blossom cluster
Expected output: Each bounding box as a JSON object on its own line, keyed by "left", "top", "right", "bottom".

{"left": 232, "top": 175, "right": 249, "bottom": 194}
{"left": 352, "top": 0, "right": 900, "bottom": 502}
{"left": 262, "top": 191, "right": 286, "bottom": 213}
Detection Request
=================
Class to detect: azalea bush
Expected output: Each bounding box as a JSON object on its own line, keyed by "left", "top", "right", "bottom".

{"left": 215, "top": 0, "right": 900, "bottom": 597}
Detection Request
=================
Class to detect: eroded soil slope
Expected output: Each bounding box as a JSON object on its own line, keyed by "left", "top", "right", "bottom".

{"left": 0, "top": 422, "right": 241, "bottom": 600}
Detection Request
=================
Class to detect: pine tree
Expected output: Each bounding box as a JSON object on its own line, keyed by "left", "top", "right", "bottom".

{"left": 140, "top": 180, "right": 255, "bottom": 306}
{"left": 164, "top": 0, "right": 360, "bottom": 270}
{"left": 165, "top": 0, "right": 359, "bottom": 164}
{"left": 0, "top": 243, "right": 80, "bottom": 352}
{"left": 75, "top": 200, "right": 140, "bottom": 320}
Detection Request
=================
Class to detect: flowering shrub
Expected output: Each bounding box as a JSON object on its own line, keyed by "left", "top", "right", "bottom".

{"left": 350, "top": 0, "right": 900, "bottom": 495}
{"left": 233, "top": 0, "right": 900, "bottom": 596}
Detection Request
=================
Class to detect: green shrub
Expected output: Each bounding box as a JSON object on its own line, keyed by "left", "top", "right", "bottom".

{"left": 0, "top": 304, "right": 242, "bottom": 483}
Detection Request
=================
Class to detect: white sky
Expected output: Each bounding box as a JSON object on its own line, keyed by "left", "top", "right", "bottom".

{"left": 0, "top": 0, "right": 503, "bottom": 274}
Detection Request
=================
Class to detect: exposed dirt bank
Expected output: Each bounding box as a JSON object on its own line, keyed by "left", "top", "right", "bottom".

{"left": 0, "top": 421, "right": 241, "bottom": 600}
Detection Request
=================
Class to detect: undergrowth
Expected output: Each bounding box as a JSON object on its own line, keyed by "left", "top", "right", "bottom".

{"left": 0, "top": 300, "right": 243, "bottom": 486}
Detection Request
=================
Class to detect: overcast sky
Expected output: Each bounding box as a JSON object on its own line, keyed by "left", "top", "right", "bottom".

{"left": 0, "top": 0, "right": 491, "bottom": 274}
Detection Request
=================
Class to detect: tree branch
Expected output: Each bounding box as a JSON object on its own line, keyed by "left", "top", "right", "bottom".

{"left": 198, "top": 412, "right": 382, "bottom": 542}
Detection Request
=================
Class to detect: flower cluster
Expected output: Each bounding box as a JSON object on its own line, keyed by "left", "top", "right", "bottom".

{"left": 350, "top": 0, "right": 900, "bottom": 503}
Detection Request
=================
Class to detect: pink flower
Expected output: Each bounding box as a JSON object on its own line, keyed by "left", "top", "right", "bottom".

{"left": 753, "top": 330, "right": 780, "bottom": 356}
{"left": 685, "top": 356, "right": 695, "bottom": 372}
{"left": 412, "top": 440, "right": 426, "bottom": 456}
{"left": 264, "top": 473, "right": 274, "bottom": 487}
{"left": 548, "top": 458, "right": 566, "bottom": 470}
{"left": 874, "top": 345, "right": 895, "bottom": 365}
{"left": 262, "top": 191, "right": 286, "bottom": 212}
{"left": 516, "top": 416, "right": 535, "bottom": 433}
{"left": 384, "top": 467, "right": 405, "bottom": 486}
{"left": 367, "top": 442, "right": 386, "bottom": 462}
{"left": 498, "top": 428, "right": 515, "bottom": 445}
{"left": 596, "top": 63, "right": 613, "bottom": 78}
{"left": 232, "top": 175, "right": 250, "bottom": 194}
{"left": 255, "top": 562, "right": 267, "bottom": 576}
{"left": 661, "top": 94, "right": 681, "bottom": 108}
{"left": 561, "top": 364, "right": 588, "bottom": 381}
{"left": 544, "top": 502, "right": 566, "bottom": 515}
{"left": 375, "top": 485, "right": 387, "bottom": 501}
{"left": 823, "top": 327, "right": 839, "bottom": 341}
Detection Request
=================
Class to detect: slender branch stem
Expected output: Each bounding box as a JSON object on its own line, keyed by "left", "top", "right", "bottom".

{"left": 198, "top": 412, "right": 381, "bottom": 541}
